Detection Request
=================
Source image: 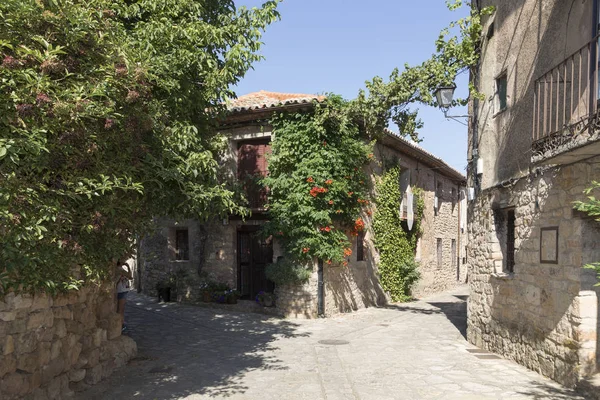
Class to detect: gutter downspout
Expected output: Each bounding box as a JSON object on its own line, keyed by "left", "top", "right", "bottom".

{"left": 317, "top": 258, "right": 324, "bottom": 316}
{"left": 590, "top": 0, "right": 599, "bottom": 121}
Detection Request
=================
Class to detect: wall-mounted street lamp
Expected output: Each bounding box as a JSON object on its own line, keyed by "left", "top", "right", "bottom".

{"left": 434, "top": 84, "right": 469, "bottom": 125}
{"left": 434, "top": 83, "right": 479, "bottom": 200}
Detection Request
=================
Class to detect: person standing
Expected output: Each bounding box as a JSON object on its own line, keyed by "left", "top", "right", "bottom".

{"left": 116, "top": 262, "right": 132, "bottom": 331}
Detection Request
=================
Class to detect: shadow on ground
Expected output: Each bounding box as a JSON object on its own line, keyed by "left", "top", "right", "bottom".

{"left": 78, "top": 294, "right": 310, "bottom": 399}
{"left": 385, "top": 293, "right": 468, "bottom": 339}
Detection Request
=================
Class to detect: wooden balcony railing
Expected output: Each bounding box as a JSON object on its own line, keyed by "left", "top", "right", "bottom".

{"left": 532, "top": 36, "right": 600, "bottom": 157}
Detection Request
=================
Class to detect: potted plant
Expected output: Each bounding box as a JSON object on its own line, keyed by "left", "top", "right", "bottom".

{"left": 210, "top": 282, "right": 230, "bottom": 303}
{"left": 225, "top": 289, "right": 240, "bottom": 304}
{"left": 255, "top": 291, "right": 275, "bottom": 307}
{"left": 199, "top": 281, "right": 213, "bottom": 302}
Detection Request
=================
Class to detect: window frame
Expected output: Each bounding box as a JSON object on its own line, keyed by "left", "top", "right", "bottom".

{"left": 175, "top": 228, "right": 190, "bottom": 261}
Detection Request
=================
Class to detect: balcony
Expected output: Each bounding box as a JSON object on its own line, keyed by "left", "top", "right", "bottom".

{"left": 532, "top": 36, "right": 600, "bottom": 165}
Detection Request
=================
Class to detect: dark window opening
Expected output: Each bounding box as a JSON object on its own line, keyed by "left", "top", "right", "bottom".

{"left": 506, "top": 209, "right": 515, "bottom": 273}
{"left": 437, "top": 238, "right": 443, "bottom": 268}
{"left": 497, "top": 74, "right": 508, "bottom": 111}
{"left": 357, "top": 231, "right": 365, "bottom": 261}
{"left": 176, "top": 229, "right": 189, "bottom": 261}
{"left": 486, "top": 22, "right": 495, "bottom": 40}
{"left": 451, "top": 239, "right": 457, "bottom": 267}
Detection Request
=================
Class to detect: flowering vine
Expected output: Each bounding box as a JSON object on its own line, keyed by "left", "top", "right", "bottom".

{"left": 262, "top": 95, "right": 373, "bottom": 264}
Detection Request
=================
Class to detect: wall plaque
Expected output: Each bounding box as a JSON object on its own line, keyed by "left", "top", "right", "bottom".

{"left": 540, "top": 226, "right": 559, "bottom": 264}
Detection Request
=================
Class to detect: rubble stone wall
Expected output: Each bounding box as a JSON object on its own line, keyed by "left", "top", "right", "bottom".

{"left": 0, "top": 283, "right": 137, "bottom": 399}
{"left": 467, "top": 158, "right": 600, "bottom": 387}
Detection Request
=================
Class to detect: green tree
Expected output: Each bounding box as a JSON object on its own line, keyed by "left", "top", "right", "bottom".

{"left": 0, "top": 0, "right": 279, "bottom": 293}
{"left": 574, "top": 181, "right": 600, "bottom": 281}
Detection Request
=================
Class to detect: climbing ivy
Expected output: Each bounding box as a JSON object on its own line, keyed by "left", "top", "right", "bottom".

{"left": 372, "top": 167, "right": 424, "bottom": 302}
{"left": 262, "top": 95, "right": 373, "bottom": 265}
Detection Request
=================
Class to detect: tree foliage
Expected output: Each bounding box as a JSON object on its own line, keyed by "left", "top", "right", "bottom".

{"left": 372, "top": 167, "right": 423, "bottom": 302}
{"left": 350, "top": 0, "right": 494, "bottom": 142}
{"left": 0, "top": 0, "right": 279, "bottom": 293}
{"left": 574, "top": 181, "right": 600, "bottom": 283}
{"left": 262, "top": 95, "right": 373, "bottom": 265}
{"left": 262, "top": 1, "right": 491, "bottom": 293}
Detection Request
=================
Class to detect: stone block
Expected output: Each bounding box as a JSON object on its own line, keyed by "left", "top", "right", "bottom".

{"left": 12, "top": 294, "right": 34, "bottom": 310}
{"left": 52, "top": 306, "right": 73, "bottom": 320}
{"left": 92, "top": 328, "right": 107, "bottom": 348}
{"left": 0, "top": 311, "right": 17, "bottom": 322}
{"left": 53, "top": 320, "right": 67, "bottom": 339}
{"left": 64, "top": 320, "right": 84, "bottom": 335}
{"left": 68, "top": 369, "right": 86, "bottom": 383}
{"left": 50, "top": 340, "right": 62, "bottom": 361}
{"left": 83, "top": 364, "right": 103, "bottom": 385}
{"left": 41, "top": 357, "right": 64, "bottom": 384}
{"left": 35, "top": 327, "right": 54, "bottom": 343}
{"left": 2, "top": 334, "right": 14, "bottom": 355}
{"left": 69, "top": 380, "right": 90, "bottom": 393}
{"left": 46, "top": 376, "right": 61, "bottom": 400}
{"left": 106, "top": 314, "right": 122, "bottom": 340}
{"left": 85, "top": 348, "right": 100, "bottom": 368}
{"left": 31, "top": 294, "right": 52, "bottom": 311}
{"left": 16, "top": 331, "right": 38, "bottom": 354}
{"left": 1, "top": 371, "right": 30, "bottom": 397}
{"left": 27, "top": 310, "right": 54, "bottom": 330}
{"left": 68, "top": 342, "right": 83, "bottom": 369}
{"left": 18, "top": 348, "right": 42, "bottom": 374}
{"left": 0, "top": 354, "right": 17, "bottom": 378}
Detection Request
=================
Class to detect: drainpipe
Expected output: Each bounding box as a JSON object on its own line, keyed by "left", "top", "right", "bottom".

{"left": 317, "top": 258, "right": 324, "bottom": 316}
{"left": 590, "top": 0, "right": 599, "bottom": 121}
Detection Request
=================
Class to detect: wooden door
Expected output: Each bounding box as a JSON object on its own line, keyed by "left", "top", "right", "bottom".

{"left": 237, "top": 228, "right": 274, "bottom": 299}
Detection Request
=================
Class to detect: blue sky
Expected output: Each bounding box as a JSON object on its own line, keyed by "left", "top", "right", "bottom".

{"left": 234, "top": 0, "right": 470, "bottom": 173}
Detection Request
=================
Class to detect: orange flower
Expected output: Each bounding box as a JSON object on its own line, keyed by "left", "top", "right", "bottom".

{"left": 354, "top": 217, "right": 365, "bottom": 232}
{"left": 326, "top": 260, "right": 332, "bottom": 265}
{"left": 347, "top": 191, "right": 353, "bottom": 197}
{"left": 328, "top": 200, "right": 334, "bottom": 205}
{"left": 320, "top": 226, "right": 331, "bottom": 232}
{"left": 307, "top": 176, "right": 314, "bottom": 183}
{"left": 325, "top": 179, "right": 333, "bottom": 185}
{"left": 367, "top": 153, "right": 374, "bottom": 159}
{"left": 336, "top": 209, "right": 342, "bottom": 214}
{"left": 302, "top": 247, "right": 310, "bottom": 253}
{"left": 323, "top": 141, "right": 327, "bottom": 146}
{"left": 366, "top": 210, "right": 372, "bottom": 216}
{"left": 343, "top": 261, "right": 348, "bottom": 267}
{"left": 343, "top": 248, "right": 352, "bottom": 257}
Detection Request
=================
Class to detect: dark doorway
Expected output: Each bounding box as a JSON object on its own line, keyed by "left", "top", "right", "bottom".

{"left": 237, "top": 227, "right": 274, "bottom": 300}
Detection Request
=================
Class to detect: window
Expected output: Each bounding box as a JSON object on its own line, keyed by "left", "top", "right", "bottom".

{"left": 356, "top": 230, "right": 365, "bottom": 261}
{"left": 496, "top": 73, "right": 508, "bottom": 111}
{"left": 437, "top": 238, "right": 443, "bottom": 268}
{"left": 400, "top": 192, "right": 408, "bottom": 220}
{"left": 451, "top": 239, "right": 457, "bottom": 267}
{"left": 493, "top": 207, "right": 515, "bottom": 274}
{"left": 175, "top": 229, "right": 189, "bottom": 261}
{"left": 435, "top": 181, "right": 442, "bottom": 216}
{"left": 237, "top": 140, "right": 271, "bottom": 209}
{"left": 506, "top": 209, "right": 515, "bottom": 273}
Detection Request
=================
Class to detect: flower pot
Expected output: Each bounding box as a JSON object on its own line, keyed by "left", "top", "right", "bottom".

{"left": 202, "top": 291, "right": 212, "bottom": 303}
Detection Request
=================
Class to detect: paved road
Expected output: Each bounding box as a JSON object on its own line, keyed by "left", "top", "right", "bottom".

{"left": 77, "top": 286, "right": 583, "bottom": 399}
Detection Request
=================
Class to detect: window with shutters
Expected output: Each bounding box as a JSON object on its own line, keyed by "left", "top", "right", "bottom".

{"left": 237, "top": 140, "right": 271, "bottom": 209}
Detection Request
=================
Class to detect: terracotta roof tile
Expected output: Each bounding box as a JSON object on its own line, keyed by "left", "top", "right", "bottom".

{"left": 228, "top": 90, "right": 325, "bottom": 112}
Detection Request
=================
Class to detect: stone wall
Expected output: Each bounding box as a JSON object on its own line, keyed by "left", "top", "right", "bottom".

{"left": 0, "top": 283, "right": 137, "bottom": 399}
{"left": 467, "top": 157, "right": 600, "bottom": 387}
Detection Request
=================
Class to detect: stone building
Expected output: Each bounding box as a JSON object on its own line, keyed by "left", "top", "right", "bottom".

{"left": 138, "top": 91, "right": 467, "bottom": 317}
{"left": 467, "top": 0, "right": 600, "bottom": 387}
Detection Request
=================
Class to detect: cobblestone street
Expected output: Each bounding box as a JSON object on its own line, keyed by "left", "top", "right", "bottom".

{"left": 76, "top": 286, "right": 583, "bottom": 400}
